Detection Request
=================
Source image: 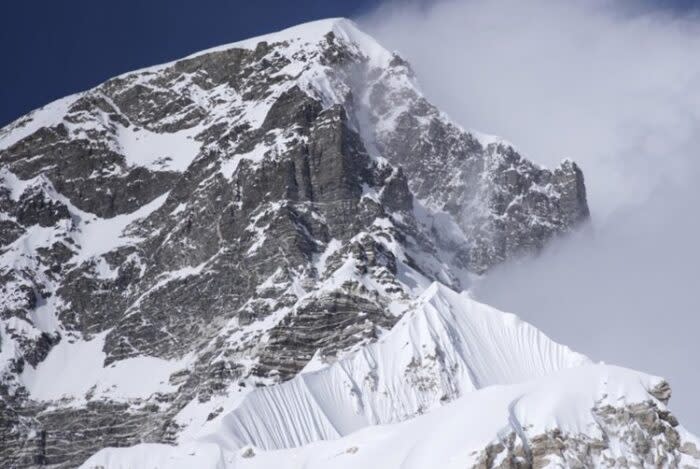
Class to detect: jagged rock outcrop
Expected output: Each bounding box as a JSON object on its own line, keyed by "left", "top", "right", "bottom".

{"left": 475, "top": 399, "right": 694, "bottom": 469}
{"left": 0, "top": 18, "right": 599, "bottom": 468}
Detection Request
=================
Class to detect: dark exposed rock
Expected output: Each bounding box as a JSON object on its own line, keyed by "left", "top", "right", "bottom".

{"left": 1, "top": 126, "right": 180, "bottom": 218}
{"left": 649, "top": 379, "right": 672, "bottom": 405}
{"left": 0, "top": 398, "right": 181, "bottom": 469}
{"left": 261, "top": 85, "right": 323, "bottom": 131}
{"left": 255, "top": 291, "right": 396, "bottom": 380}
{"left": 0, "top": 220, "right": 24, "bottom": 247}
{"left": 22, "top": 332, "right": 61, "bottom": 368}
{"left": 473, "top": 400, "right": 689, "bottom": 469}
{"left": 368, "top": 78, "right": 589, "bottom": 273}
{"left": 15, "top": 187, "right": 70, "bottom": 227}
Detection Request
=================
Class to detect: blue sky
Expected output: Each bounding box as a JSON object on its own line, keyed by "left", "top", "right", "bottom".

{"left": 1, "top": 0, "right": 697, "bottom": 126}
{"left": 3, "top": 0, "right": 697, "bottom": 126}
{"left": 0, "top": 0, "right": 380, "bottom": 126}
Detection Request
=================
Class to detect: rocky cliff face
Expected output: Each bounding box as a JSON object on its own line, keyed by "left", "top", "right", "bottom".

{"left": 0, "top": 18, "right": 605, "bottom": 468}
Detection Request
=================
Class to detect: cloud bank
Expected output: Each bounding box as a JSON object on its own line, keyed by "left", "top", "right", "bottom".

{"left": 360, "top": 0, "right": 700, "bottom": 431}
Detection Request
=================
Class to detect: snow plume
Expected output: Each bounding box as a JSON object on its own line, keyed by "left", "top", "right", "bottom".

{"left": 359, "top": 0, "right": 700, "bottom": 431}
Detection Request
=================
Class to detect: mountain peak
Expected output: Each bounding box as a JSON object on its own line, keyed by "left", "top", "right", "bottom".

{"left": 199, "top": 18, "right": 371, "bottom": 51}
{"left": 0, "top": 17, "right": 646, "bottom": 469}
{"left": 135, "top": 18, "right": 393, "bottom": 79}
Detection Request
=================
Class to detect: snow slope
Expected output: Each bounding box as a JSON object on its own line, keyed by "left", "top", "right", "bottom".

{"left": 82, "top": 364, "right": 700, "bottom": 469}
{"left": 20, "top": 331, "right": 192, "bottom": 404}
{"left": 79, "top": 281, "right": 700, "bottom": 469}
{"left": 191, "top": 283, "right": 588, "bottom": 451}
{"left": 79, "top": 282, "right": 656, "bottom": 469}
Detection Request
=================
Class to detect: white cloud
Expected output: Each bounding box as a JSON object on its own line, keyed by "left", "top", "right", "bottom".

{"left": 360, "top": 0, "right": 700, "bottom": 431}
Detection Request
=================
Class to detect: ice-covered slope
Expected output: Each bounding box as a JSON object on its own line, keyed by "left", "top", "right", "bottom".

{"left": 82, "top": 365, "right": 700, "bottom": 469}
{"left": 187, "top": 283, "right": 588, "bottom": 450}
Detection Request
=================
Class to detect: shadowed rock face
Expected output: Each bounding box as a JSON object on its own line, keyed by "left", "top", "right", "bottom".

{"left": 0, "top": 21, "right": 590, "bottom": 468}
{"left": 369, "top": 82, "right": 589, "bottom": 273}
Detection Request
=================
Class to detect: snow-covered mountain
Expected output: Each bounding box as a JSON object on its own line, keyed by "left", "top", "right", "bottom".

{"left": 0, "top": 18, "right": 695, "bottom": 468}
